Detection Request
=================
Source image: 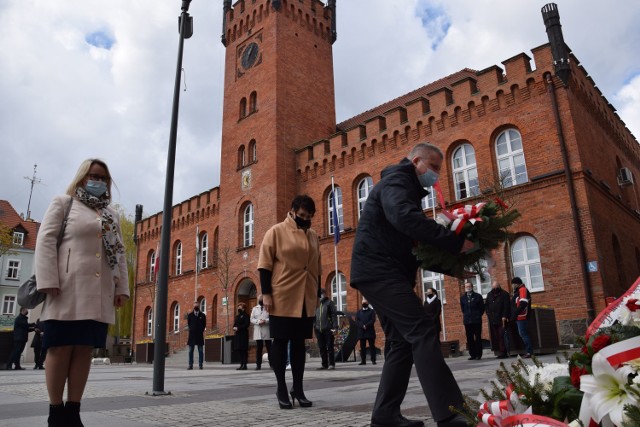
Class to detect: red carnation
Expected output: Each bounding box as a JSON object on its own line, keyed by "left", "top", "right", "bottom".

{"left": 591, "top": 335, "right": 611, "bottom": 353}
{"left": 570, "top": 366, "right": 588, "bottom": 388}
{"left": 626, "top": 298, "right": 639, "bottom": 312}
{"left": 581, "top": 346, "right": 589, "bottom": 355}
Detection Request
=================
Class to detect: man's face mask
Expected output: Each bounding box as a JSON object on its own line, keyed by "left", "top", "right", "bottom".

{"left": 293, "top": 215, "right": 312, "bottom": 229}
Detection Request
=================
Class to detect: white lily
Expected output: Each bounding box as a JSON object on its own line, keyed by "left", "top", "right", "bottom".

{"left": 580, "top": 352, "right": 639, "bottom": 426}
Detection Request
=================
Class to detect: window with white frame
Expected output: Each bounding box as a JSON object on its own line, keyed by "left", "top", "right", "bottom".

{"left": 2, "top": 295, "right": 16, "bottom": 315}
{"left": 421, "top": 269, "right": 445, "bottom": 303}
{"left": 331, "top": 273, "right": 347, "bottom": 312}
{"left": 496, "top": 129, "right": 528, "bottom": 187}
{"left": 199, "top": 298, "right": 206, "bottom": 314}
{"left": 466, "top": 258, "right": 492, "bottom": 297}
{"left": 172, "top": 303, "right": 180, "bottom": 332}
{"left": 421, "top": 186, "right": 436, "bottom": 210}
{"left": 6, "top": 260, "right": 20, "bottom": 280}
{"left": 149, "top": 251, "right": 156, "bottom": 282}
{"left": 175, "top": 242, "right": 182, "bottom": 275}
{"left": 12, "top": 232, "right": 24, "bottom": 246}
{"left": 328, "top": 187, "right": 344, "bottom": 235}
{"left": 452, "top": 144, "right": 479, "bottom": 200}
{"left": 511, "top": 236, "right": 544, "bottom": 291}
{"left": 146, "top": 307, "right": 153, "bottom": 336}
{"left": 357, "top": 176, "right": 373, "bottom": 219}
{"left": 243, "top": 204, "right": 254, "bottom": 247}
{"left": 200, "top": 233, "right": 208, "bottom": 270}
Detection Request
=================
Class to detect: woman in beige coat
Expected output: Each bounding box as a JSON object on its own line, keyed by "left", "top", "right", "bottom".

{"left": 35, "top": 159, "right": 129, "bottom": 427}
{"left": 258, "top": 195, "right": 321, "bottom": 410}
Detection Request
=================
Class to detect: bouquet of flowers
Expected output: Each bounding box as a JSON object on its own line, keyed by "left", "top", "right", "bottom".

{"left": 459, "top": 278, "right": 640, "bottom": 427}
{"left": 413, "top": 197, "right": 520, "bottom": 278}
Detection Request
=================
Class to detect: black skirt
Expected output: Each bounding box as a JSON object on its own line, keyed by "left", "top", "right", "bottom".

{"left": 269, "top": 315, "right": 314, "bottom": 340}
{"left": 41, "top": 320, "right": 108, "bottom": 351}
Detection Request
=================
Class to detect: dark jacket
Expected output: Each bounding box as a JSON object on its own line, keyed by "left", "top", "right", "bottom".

{"left": 314, "top": 297, "right": 338, "bottom": 333}
{"left": 485, "top": 288, "right": 511, "bottom": 325}
{"left": 511, "top": 285, "right": 532, "bottom": 321}
{"left": 187, "top": 310, "right": 206, "bottom": 346}
{"left": 423, "top": 297, "right": 442, "bottom": 332}
{"left": 233, "top": 311, "right": 250, "bottom": 351}
{"left": 350, "top": 158, "right": 464, "bottom": 288}
{"left": 460, "top": 291, "right": 485, "bottom": 325}
{"left": 13, "top": 313, "right": 34, "bottom": 342}
{"left": 31, "top": 320, "right": 43, "bottom": 349}
{"left": 355, "top": 307, "right": 376, "bottom": 339}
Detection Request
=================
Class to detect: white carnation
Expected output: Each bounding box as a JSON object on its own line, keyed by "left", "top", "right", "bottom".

{"left": 527, "top": 363, "right": 568, "bottom": 401}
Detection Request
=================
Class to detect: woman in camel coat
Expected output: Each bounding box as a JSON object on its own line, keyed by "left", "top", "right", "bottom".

{"left": 258, "top": 195, "right": 321, "bottom": 410}
{"left": 35, "top": 159, "right": 129, "bottom": 427}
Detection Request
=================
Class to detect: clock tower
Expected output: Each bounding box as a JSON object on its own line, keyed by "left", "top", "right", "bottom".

{"left": 217, "top": 0, "right": 337, "bottom": 286}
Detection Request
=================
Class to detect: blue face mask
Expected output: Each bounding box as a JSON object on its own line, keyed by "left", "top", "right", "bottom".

{"left": 418, "top": 169, "right": 439, "bottom": 188}
{"left": 85, "top": 180, "right": 108, "bottom": 198}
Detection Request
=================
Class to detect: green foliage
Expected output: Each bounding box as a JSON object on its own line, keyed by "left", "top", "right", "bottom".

{"left": 622, "top": 403, "right": 640, "bottom": 427}
{"left": 0, "top": 222, "right": 15, "bottom": 257}
{"left": 549, "top": 376, "right": 583, "bottom": 421}
{"left": 108, "top": 205, "right": 136, "bottom": 338}
{"left": 413, "top": 201, "right": 521, "bottom": 278}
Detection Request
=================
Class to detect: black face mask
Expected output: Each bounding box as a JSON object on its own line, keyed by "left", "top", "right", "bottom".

{"left": 258, "top": 300, "right": 263, "bottom": 306}
{"left": 293, "top": 215, "right": 311, "bottom": 229}
{"left": 238, "top": 309, "right": 243, "bottom": 313}
{"left": 426, "top": 293, "right": 434, "bottom": 298}
{"left": 362, "top": 303, "right": 369, "bottom": 308}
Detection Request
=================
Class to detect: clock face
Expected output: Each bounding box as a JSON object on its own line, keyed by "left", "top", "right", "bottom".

{"left": 241, "top": 42, "right": 259, "bottom": 70}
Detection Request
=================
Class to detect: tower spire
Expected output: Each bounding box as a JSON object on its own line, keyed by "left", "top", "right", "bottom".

{"left": 24, "top": 164, "right": 41, "bottom": 220}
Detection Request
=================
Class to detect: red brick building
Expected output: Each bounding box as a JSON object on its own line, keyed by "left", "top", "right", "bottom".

{"left": 132, "top": 1, "right": 640, "bottom": 353}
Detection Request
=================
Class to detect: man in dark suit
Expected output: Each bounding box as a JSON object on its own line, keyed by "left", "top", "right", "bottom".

{"left": 350, "top": 143, "right": 475, "bottom": 427}
{"left": 187, "top": 302, "right": 206, "bottom": 370}
{"left": 460, "top": 282, "right": 485, "bottom": 360}
{"left": 423, "top": 288, "right": 442, "bottom": 342}
{"left": 485, "top": 280, "right": 511, "bottom": 358}
{"left": 356, "top": 297, "right": 377, "bottom": 365}
{"left": 7, "top": 307, "right": 34, "bottom": 370}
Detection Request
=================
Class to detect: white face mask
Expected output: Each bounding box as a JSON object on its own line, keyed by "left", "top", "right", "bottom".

{"left": 418, "top": 169, "right": 439, "bottom": 188}
{"left": 85, "top": 180, "right": 107, "bottom": 197}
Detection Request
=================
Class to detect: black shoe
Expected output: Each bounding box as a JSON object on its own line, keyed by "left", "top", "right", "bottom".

{"left": 497, "top": 354, "right": 508, "bottom": 359}
{"left": 316, "top": 366, "right": 328, "bottom": 370}
{"left": 276, "top": 392, "right": 292, "bottom": 409}
{"left": 187, "top": 366, "right": 193, "bottom": 370}
{"left": 33, "top": 366, "right": 39, "bottom": 369}
{"left": 467, "top": 357, "right": 475, "bottom": 360}
{"left": 5, "top": 364, "right": 12, "bottom": 370}
{"left": 372, "top": 360, "right": 377, "bottom": 365}
{"left": 255, "top": 365, "right": 261, "bottom": 370}
{"left": 437, "top": 413, "right": 468, "bottom": 427}
{"left": 290, "top": 390, "right": 312, "bottom": 407}
{"left": 65, "top": 401, "right": 84, "bottom": 427}
{"left": 358, "top": 361, "right": 366, "bottom": 365}
{"left": 199, "top": 366, "right": 203, "bottom": 370}
{"left": 14, "top": 366, "right": 25, "bottom": 370}
{"left": 48, "top": 403, "right": 65, "bottom": 427}
{"left": 371, "top": 415, "right": 424, "bottom": 427}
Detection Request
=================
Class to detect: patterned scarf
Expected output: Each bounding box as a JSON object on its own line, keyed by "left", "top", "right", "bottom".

{"left": 75, "top": 187, "right": 125, "bottom": 269}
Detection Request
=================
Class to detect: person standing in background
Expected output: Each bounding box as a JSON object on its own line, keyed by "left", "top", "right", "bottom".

{"left": 31, "top": 319, "right": 45, "bottom": 369}
{"left": 233, "top": 303, "right": 250, "bottom": 370}
{"left": 460, "top": 282, "right": 485, "bottom": 360}
{"left": 485, "top": 280, "right": 510, "bottom": 359}
{"left": 250, "top": 295, "right": 271, "bottom": 370}
{"left": 7, "top": 307, "right": 34, "bottom": 370}
{"left": 423, "top": 288, "right": 442, "bottom": 343}
{"left": 314, "top": 289, "right": 338, "bottom": 370}
{"left": 511, "top": 277, "right": 533, "bottom": 358}
{"left": 187, "top": 301, "right": 206, "bottom": 370}
{"left": 356, "top": 298, "right": 377, "bottom": 365}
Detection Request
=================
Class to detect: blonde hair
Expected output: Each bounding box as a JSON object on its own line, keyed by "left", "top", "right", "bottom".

{"left": 66, "top": 159, "right": 113, "bottom": 201}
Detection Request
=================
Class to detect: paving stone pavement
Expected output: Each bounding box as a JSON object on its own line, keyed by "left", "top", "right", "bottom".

{"left": 0, "top": 353, "right": 565, "bottom": 427}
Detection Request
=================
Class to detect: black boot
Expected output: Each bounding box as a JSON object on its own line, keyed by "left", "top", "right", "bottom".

{"left": 48, "top": 403, "right": 65, "bottom": 427}
{"left": 65, "top": 401, "right": 84, "bottom": 427}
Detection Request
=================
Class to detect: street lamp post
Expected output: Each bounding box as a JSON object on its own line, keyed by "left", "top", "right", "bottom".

{"left": 151, "top": 0, "right": 194, "bottom": 395}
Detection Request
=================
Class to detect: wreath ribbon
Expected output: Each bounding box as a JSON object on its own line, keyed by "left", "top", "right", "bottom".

{"left": 450, "top": 202, "right": 486, "bottom": 235}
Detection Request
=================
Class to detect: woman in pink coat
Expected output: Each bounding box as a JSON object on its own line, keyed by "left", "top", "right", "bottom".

{"left": 35, "top": 159, "right": 129, "bottom": 427}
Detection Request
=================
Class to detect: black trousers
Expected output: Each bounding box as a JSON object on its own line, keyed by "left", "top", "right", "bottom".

{"left": 464, "top": 323, "right": 483, "bottom": 359}
{"left": 359, "top": 337, "right": 376, "bottom": 362}
{"left": 8, "top": 340, "right": 27, "bottom": 368}
{"left": 271, "top": 338, "right": 306, "bottom": 395}
{"left": 255, "top": 339, "right": 272, "bottom": 367}
{"left": 33, "top": 344, "right": 45, "bottom": 367}
{"left": 358, "top": 280, "right": 463, "bottom": 422}
{"left": 316, "top": 329, "right": 335, "bottom": 367}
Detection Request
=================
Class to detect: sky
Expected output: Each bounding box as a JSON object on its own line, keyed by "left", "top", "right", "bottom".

{"left": 1, "top": 0, "right": 639, "bottom": 223}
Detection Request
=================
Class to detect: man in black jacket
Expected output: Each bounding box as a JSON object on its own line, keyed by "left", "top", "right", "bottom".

{"left": 423, "top": 288, "right": 442, "bottom": 341}
{"left": 7, "top": 307, "right": 34, "bottom": 370}
{"left": 314, "top": 290, "right": 338, "bottom": 370}
{"left": 187, "top": 302, "right": 206, "bottom": 370}
{"left": 459, "top": 282, "right": 485, "bottom": 360}
{"left": 485, "top": 280, "right": 510, "bottom": 358}
{"left": 356, "top": 298, "right": 377, "bottom": 365}
{"left": 350, "top": 143, "right": 474, "bottom": 427}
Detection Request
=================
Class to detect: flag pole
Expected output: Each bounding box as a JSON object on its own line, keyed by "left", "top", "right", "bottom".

{"left": 331, "top": 176, "right": 339, "bottom": 293}
{"left": 195, "top": 224, "right": 199, "bottom": 303}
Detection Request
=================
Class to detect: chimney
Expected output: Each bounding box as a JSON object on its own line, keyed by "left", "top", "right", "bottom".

{"left": 541, "top": 3, "right": 571, "bottom": 86}
{"left": 134, "top": 204, "right": 143, "bottom": 244}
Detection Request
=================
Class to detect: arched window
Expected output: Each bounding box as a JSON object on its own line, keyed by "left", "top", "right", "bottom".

{"left": 199, "top": 297, "right": 206, "bottom": 314}
{"left": 452, "top": 144, "right": 479, "bottom": 200}
{"left": 421, "top": 186, "right": 436, "bottom": 210}
{"left": 149, "top": 250, "right": 156, "bottom": 282}
{"left": 249, "top": 91, "right": 257, "bottom": 113}
{"left": 421, "top": 269, "right": 445, "bottom": 303}
{"left": 238, "top": 146, "right": 246, "bottom": 168}
{"left": 466, "top": 258, "right": 492, "bottom": 297}
{"left": 328, "top": 187, "right": 343, "bottom": 235}
{"left": 496, "top": 129, "right": 528, "bottom": 187}
{"left": 357, "top": 176, "right": 373, "bottom": 219}
{"left": 331, "top": 273, "right": 347, "bottom": 312}
{"left": 200, "top": 232, "right": 208, "bottom": 270}
{"left": 175, "top": 241, "right": 182, "bottom": 275}
{"left": 239, "top": 97, "right": 247, "bottom": 118}
{"left": 172, "top": 302, "right": 180, "bottom": 332}
{"left": 243, "top": 203, "right": 254, "bottom": 247}
{"left": 248, "top": 139, "right": 257, "bottom": 163}
{"left": 145, "top": 307, "right": 153, "bottom": 336}
{"left": 511, "top": 236, "right": 544, "bottom": 291}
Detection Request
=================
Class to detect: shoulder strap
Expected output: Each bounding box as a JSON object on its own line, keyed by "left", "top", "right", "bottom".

{"left": 56, "top": 196, "right": 74, "bottom": 249}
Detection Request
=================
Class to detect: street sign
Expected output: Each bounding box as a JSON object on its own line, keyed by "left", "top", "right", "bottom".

{"left": 587, "top": 261, "right": 598, "bottom": 272}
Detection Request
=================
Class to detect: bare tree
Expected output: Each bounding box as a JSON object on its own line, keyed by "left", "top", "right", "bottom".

{"left": 213, "top": 246, "right": 235, "bottom": 334}
{"left": 0, "top": 223, "right": 16, "bottom": 257}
